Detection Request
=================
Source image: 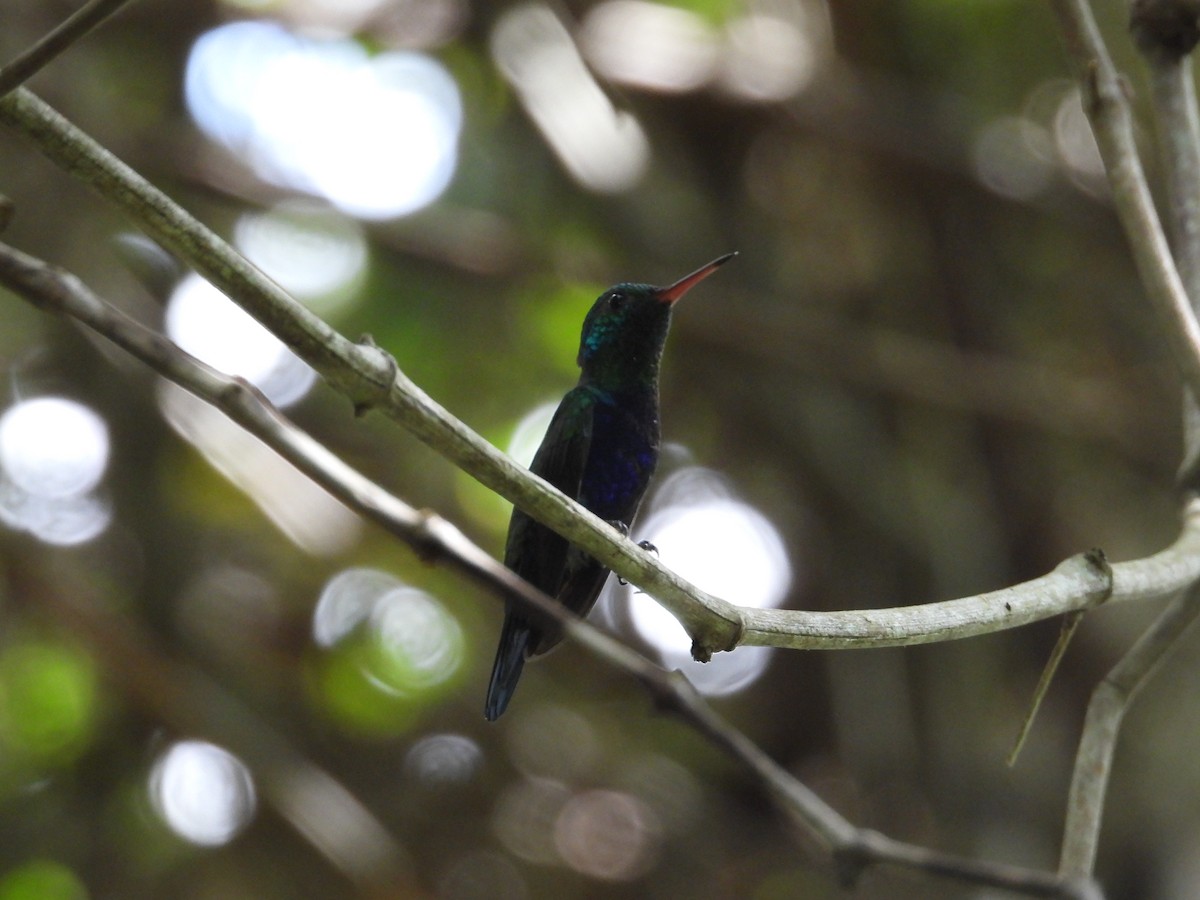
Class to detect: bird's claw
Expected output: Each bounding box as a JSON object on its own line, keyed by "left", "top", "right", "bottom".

{"left": 617, "top": 537, "right": 658, "bottom": 585}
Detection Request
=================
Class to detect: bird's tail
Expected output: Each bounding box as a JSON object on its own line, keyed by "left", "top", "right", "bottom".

{"left": 484, "top": 614, "right": 531, "bottom": 721}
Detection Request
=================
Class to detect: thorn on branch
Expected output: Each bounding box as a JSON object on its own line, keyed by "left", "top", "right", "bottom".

{"left": 410, "top": 507, "right": 446, "bottom": 562}
{"left": 1050, "top": 547, "right": 1114, "bottom": 611}
{"left": 351, "top": 333, "right": 397, "bottom": 417}
{"left": 1082, "top": 547, "right": 1114, "bottom": 605}
{"left": 1080, "top": 57, "right": 1136, "bottom": 123}
{"left": 1007, "top": 609, "right": 1086, "bottom": 768}
{"left": 222, "top": 375, "right": 270, "bottom": 411}
{"left": 688, "top": 609, "right": 743, "bottom": 661}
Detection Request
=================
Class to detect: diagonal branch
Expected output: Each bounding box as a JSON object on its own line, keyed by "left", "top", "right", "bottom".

{"left": 0, "top": 237, "right": 1098, "bottom": 899}
{"left": 1059, "top": 583, "right": 1200, "bottom": 876}
{"left": 1054, "top": 0, "right": 1200, "bottom": 878}
{"left": 3, "top": 87, "right": 1200, "bottom": 662}
{"left": 1051, "top": 0, "right": 1200, "bottom": 402}
{"left": 1136, "top": 0, "right": 1200, "bottom": 484}
{"left": 0, "top": 0, "right": 140, "bottom": 98}
{"left": 0, "top": 85, "right": 745, "bottom": 658}
{"left": 0, "top": 237, "right": 637, "bottom": 678}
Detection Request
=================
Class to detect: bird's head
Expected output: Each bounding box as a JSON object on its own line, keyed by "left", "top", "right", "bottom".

{"left": 577, "top": 253, "right": 735, "bottom": 387}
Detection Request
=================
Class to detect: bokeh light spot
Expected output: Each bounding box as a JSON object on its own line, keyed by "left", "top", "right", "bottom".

{"left": 491, "top": 4, "right": 649, "bottom": 192}
{"left": 0, "top": 398, "right": 108, "bottom": 499}
{"left": 719, "top": 6, "right": 826, "bottom": 101}
{"left": 234, "top": 202, "right": 368, "bottom": 317}
{"left": 554, "top": 789, "right": 660, "bottom": 881}
{"left": 149, "top": 740, "right": 256, "bottom": 846}
{"left": 0, "top": 859, "right": 88, "bottom": 900}
{"left": 313, "top": 567, "right": 401, "bottom": 648}
{"left": 165, "top": 274, "right": 316, "bottom": 408}
{"left": 0, "top": 640, "right": 98, "bottom": 767}
{"left": 492, "top": 777, "right": 571, "bottom": 865}
{"left": 0, "top": 397, "right": 112, "bottom": 544}
{"left": 638, "top": 497, "right": 790, "bottom": 606}
{"left": 614, "top": 753, "right": 703, "bottom": 836}
{"left": 369, "top": 587, "right": 466, "bottom": 694}
{"left": 404, "top": 733, "right": 483, "bottom": 786}
{"left": 315, "top": 644, "right": 420, "bottom": 735}
{"left": 311, "top": 570, "right": 465, "bottom": 733}
{"left": 622, "top": 468, "right": 791, "bottom": 695}
{"left": 581, "top": 2, "right": 720, "bottom": 93}
{"left": 0, "top": 481, "right": 111, "bottom": 547}
{"left": 505, "top": 704, "right": 599, "bottom": 782}
{"left": 972, "top": 116, "right": 1055, "bottom": 201}
{"left": 186, "top": 22, "right": 462, "bottom": 218}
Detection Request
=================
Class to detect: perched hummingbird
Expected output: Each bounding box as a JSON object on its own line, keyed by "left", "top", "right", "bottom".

{"left": 484, "top": 253, "right": 736, "bottom": 720}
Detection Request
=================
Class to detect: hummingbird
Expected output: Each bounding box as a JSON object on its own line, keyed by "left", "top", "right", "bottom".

{"left": 484, "top": 252, "right": 736, "bottom": 720}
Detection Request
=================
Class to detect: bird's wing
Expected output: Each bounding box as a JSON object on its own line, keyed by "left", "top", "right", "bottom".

{"left": 503, "top": 386, "right": 596, "bottom": 589}
{"left": 488, "top": 388, "right": 599, "bottom": 716}
{"left": 529, "top": 386, "right": 596, "bottom": 494}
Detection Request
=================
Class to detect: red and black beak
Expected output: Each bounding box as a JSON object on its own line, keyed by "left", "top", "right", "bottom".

{"left": 653, "top": 252, "right": 738, "bottom": 305}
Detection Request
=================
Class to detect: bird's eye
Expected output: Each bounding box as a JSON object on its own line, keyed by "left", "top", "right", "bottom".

{"left": 607, "top": 291, "right": 626, "bottom": 310}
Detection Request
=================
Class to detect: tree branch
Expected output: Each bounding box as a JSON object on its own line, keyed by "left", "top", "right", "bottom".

{"left": 0, "top": 86, "right": 746, "bottom": 658}
{"left": 0, "top": 9, "right": 1187, "bottom": 895}
{"left": 0, "top": 0, "right": 139, "bottom": 98}
{"left": 741, "top": 527, "right": 1200, "bottom": 647}
{"left": 1135, "top": 0, "right": 1200, "bottom": 481}
{"left": 0, "top": 237, "right": 626, "bottom": 670}
{"left": 3, "top": 86, "right": 1200, "bottom": 663}
{"left": 1051, "top": 0, "right": 1200, "bottom": 402}
{"left": 1054, "top": 0, "right": 1200, "bottom": 877}
{"left": 1059, "top": 582, "right": 1200, "bottom": 876}
{"left": 0, "top": 237, "right": 1098, "bottom": 899}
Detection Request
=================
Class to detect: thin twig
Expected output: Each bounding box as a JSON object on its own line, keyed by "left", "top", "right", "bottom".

{"left": 1054, "top": 0, "right": 1200, "bottom": 877}
{"left": 740, "top": 529, "right": 1200, "bottom": 648}
{"left": 1059, "top": 584, "right": 1200, "bottom": 876}
{"left": 1051, "top": 0, "right": 1200, "bottom": 402}
{"left": 0, "top": 0, "right": 139, "bottom": 98}
{"left": 1008, "top": 611, "right": 1085, "bottom": 767}
{"left": 0, "top": 238, "right": 1099, "bottom": 898}
{"left": 1136, "top": 3, "right": 1200, "bottom": 481}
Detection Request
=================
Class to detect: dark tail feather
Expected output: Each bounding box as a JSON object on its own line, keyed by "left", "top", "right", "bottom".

{"left": 484, "top": 615, "right": 531, "bottom": 721}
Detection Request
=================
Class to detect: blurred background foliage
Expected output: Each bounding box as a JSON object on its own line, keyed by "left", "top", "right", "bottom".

{"left": 0, "top": 0, "right": 1195, "bottom": 897}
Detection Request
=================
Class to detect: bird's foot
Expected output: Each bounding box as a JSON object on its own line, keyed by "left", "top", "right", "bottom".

{"left": 617, "top": 538, "right": 658, "bottom": 585}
